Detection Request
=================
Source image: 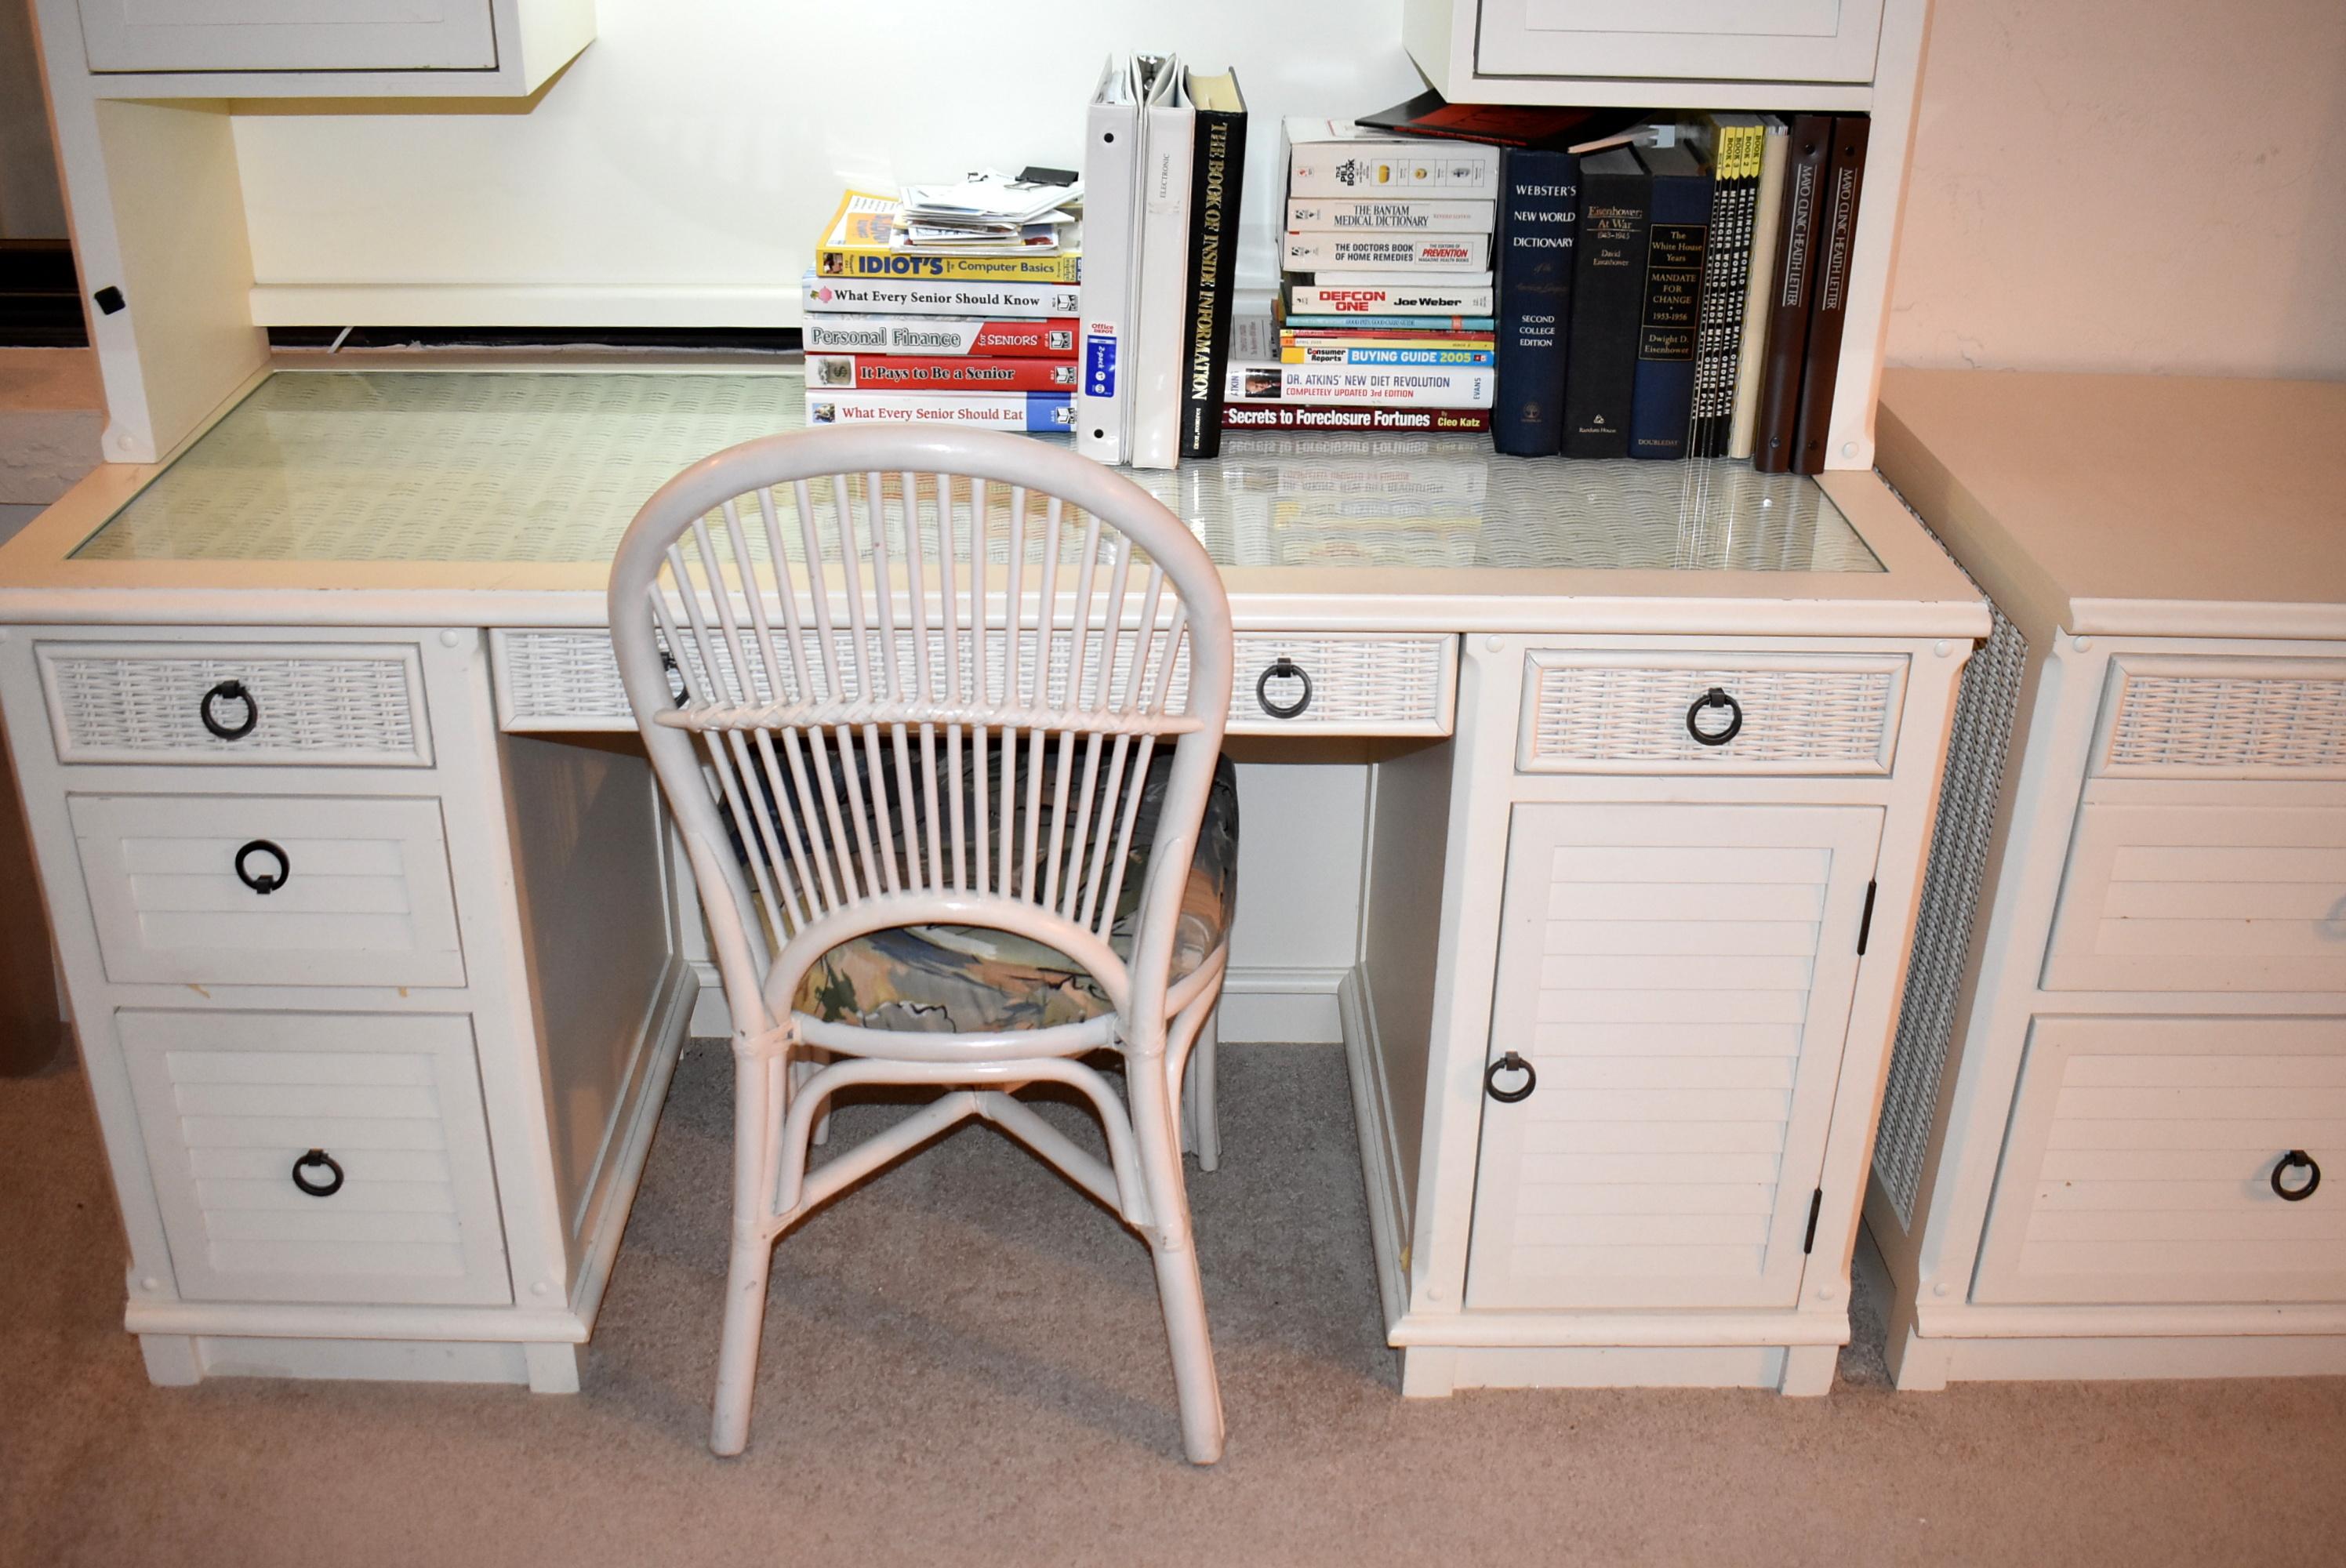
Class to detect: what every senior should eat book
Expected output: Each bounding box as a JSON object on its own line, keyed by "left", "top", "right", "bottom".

{"left": 1491, "top": 145, "right": 1578, "bottom": 458}
{"left": 801, "top": 316, "right": 1077, "bottom": 356}
{"left": 802, "top": 273, "right": 1080, "bottom": 319}
{"left": 815, "top": 191, "right": 1080, "bottom": 284}
{"left": 805, "top": 390, "right": 1074, "bottom": 432}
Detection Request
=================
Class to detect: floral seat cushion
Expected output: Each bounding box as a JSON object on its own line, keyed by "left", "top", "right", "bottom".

{"left": 726, "top": 748, "right": 1239, "bottom": 1035}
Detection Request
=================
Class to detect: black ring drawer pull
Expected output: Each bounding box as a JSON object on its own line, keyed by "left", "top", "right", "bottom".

{"left": 234, "top": 838, "right": 289, "bottom": 895}
{"left": 1686, "top": 686, "right": 1744, "bottom": 746}
{"left": 1256, "top": 657, "right": 1313, "bottom": 720}
{"left": 199, "top": 678, "right": 259, "bottom": 741}
{"left": 2272, "top": 1150, "right": 2321, "bottom": 1202}
{"left": 291, "top": 1149, "right": 344, "bottom": 1198}
{"left": 1484, "top": 1051, "right": 1536, "bottom": 1105}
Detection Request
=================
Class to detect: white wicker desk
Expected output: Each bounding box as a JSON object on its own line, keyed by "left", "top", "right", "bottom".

{"left": 0, "top": 364, "right": 1985, "bottom": 1397}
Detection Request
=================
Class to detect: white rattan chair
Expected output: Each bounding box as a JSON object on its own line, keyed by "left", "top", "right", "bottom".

{"left": 608, "top": 425, "right": 1234, "bottom": 1464}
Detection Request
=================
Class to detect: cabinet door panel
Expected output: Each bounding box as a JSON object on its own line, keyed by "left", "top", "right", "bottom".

{"left": 1465, "top": 801, "right": 1880, "bottom": 1309}
{"left": 81, "top": 0, "right": 497, "bottom": 73}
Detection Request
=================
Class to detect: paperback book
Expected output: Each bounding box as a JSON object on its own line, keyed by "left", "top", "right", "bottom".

{"left": 1226, "top": 361, "right": 1494, "bottom": 408}
{"left": 1285, "top": 198, "right": 1495, "bottom": 232}
{"left": 1285, "top": 281, "right": 1494, "bottom": 315}
{"left": 801, "top": 316, "right": 1079, "bottom": 355}
{"left": 802, "top": 273, "right": 1080, "bottom": 318}
{"left": 806, "top": 354, "right": 1080, "bottom": 391}
{"left": 1281, "top": 233, "right": 1491, "bottom": 271}
{"left": 805, "top": 390, "right": 1074, "bottom": 432}
{"left": 816, "top": 191, "right": 1081, "bottom": 284}
{"left": 1281, "top": 313, "right": 1495, "bottom": 331}
{"left": 1220, "top": 404, "right": 1492, "bottom": 433}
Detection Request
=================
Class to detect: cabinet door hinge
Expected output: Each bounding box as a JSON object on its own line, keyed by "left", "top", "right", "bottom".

{"left": 1855, "top": 879, "right": 1878, "bottom": 955}
{"left": 1802, "top": 1189, "right": 1824, "bottom": 1254}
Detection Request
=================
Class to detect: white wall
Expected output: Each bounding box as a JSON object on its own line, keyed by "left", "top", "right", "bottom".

{"left": 231, "top": 0, "right": 1425, "bottom": 324}
{"left": 0, "top": 0, "right": 70, "bottom": 238}
{"left": 1886, "top": 0, "right": 2346, "bottom": 378}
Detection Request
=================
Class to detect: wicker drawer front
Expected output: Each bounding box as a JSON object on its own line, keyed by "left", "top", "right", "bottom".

{"left": 2094, "top": 655, "right": 2346, "bottom": 779}
{"left": 38, "top": 641, "right": 432, "bottom": 767}
{"left": 71, "top": 793, "right": 467, "bottom": 989}
{"left": 1517, "top": 651, "right": 1907, "bottom": 775}
{"left": 119, "top": 1010, "right": 510, "bottom": 1307}
{"left": 492, "top": 628, "right": 1457, "bottom": 738}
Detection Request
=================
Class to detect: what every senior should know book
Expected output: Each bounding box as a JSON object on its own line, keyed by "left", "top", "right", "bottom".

{"left": 803, "top": 272, "right": 1080, "bottom": 318}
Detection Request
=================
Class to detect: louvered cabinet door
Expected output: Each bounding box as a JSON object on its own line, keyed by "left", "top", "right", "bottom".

{"left": 1465, "top": 802, "right": 1882, "bottom": 1310}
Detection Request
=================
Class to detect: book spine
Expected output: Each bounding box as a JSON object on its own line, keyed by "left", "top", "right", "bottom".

{"left": 1286, "top": 283, "right": 1494, "bottom": 314}
{"left": 1789, "top": 115, "right": 1870, "bottom": 475}
{"left": 1560, "top": 158, "right": 1650, "bottom": 459}
{"left": 1282, "top": 346, "right": 1494, "bottom": 365}
{"left": 1220, "top": 403, "right": 1492, "bottom": 432}
{"left": 1287, "top": 138, "right": 1501, "bottom": 198}
{"left": 1691, "top": 125, "right": 1760, "bottom": 459}
{"left": 1283, "top": 329, "right": 1497, "bottom": 346}
{"left": 805, "top": 355, "right": 1080, "bottom": 392}
{"left": 1751, "top": 114, "right": 1833, "bottom": 474}
{"left": 1285, "top": 198, "right": 1496, "bottom": 231}
{"left": 802, "top": 390, "right": 1074, "bottom": 432}
{"left": 1280, "top": 313, "right": 1496, "bottom": 330}
{"left": 1281, "top": 233, "right": 1491, "bottom": 271}
{"left": 1491, "top": 147, "right": 1578, "bottom": 459}
{"left": 1728, "top": 123, "right": 1790, "bottom": 460}
{"left": 1227, "top": 362, "right": 1495, "bottom": 408}
{"left": 803, "top": 316, "right": 1080, "bottom": 356}
{"left": 813, "top": 247, "right": 1080, "bottom": 285}
{"left": 1180, "top": 102, "right": 1248, "bottom": 461}
{"left": 802, "top": 273, "right": 1080, "bottom": 318}
{"left": 1129, "top": 99, "right": 1195, "bottom": 470}
{"left": 1626, "top": 164, "right": 1711, "bottom": 460}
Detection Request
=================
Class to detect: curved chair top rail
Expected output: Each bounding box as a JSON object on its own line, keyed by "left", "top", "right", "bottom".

{"left": 605, "top": 426, "right": 1236, "bottom": 1038}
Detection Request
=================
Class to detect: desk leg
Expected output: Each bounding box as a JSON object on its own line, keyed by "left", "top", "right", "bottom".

{"left": 525, "top": 1342, "right": 581, "bottom": 1395}
{"left": 1777, "top": 1342, "right": 1837, "bottom": 1396}
{"left": 140, "top": 1334, "right": 201, "bottom": 1386}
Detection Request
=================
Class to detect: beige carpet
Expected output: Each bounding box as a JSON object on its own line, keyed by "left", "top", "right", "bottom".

{"left": 5, "top": 1037, "right": 2342, "bottom": 1567}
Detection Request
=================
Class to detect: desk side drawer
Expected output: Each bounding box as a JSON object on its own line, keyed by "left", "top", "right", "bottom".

{"left": 1974, "top": 1015, "right": 2346, "bottom": 1307}
{"left": 38, "top": 640, "right": 432, "bottom": 767}
{"left": 492, "top": 627, "right": 1458, "bottom": 738}
{"left": 1516, "top": 651, "right": 1907, "bottom": 775}
{"left": 2093, "top": 655, "right": 2346, "bottom": 779}
{"left": 71, "top": 793, "right": 467, "bottom": 989}
{"left": 120, "top": 1010, "right": 510, "bottom": 1307}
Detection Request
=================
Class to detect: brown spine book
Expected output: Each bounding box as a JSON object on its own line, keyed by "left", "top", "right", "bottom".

{"left": 1749, "top": 114, "right": 1832, "bottom": 474}
{"left": 1789, "top": 115, "right": 1870, "bottom": 475}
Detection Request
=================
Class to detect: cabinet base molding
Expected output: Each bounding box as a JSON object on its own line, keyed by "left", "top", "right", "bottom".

{"left": 1890, "top": 1330, "right": 2346, "bottom": 1392}
{"left": 1401, "top": 1343, "right": 1835, "bottom": 1397}
{"left": 134, "top": 1333, "right": 579, "bottom": 1389}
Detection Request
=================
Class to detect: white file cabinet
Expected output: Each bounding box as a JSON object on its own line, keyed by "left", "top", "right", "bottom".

{"left": 1867, "top": 369, "right": 2346, "bottom": 1387}
{"left": 0, "top": 622, "right": 695, "bottom": 1388}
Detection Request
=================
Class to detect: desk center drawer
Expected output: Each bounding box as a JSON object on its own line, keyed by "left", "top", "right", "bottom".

{"left": 70, "top": 793, "right": 466, "bottom": 989}
{"left": 1516, "top": 650, "right": 1908, "bottom": 775}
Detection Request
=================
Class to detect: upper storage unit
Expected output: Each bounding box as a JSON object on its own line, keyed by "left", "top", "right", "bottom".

{"left": 67, "top": 0, "right": 593, "bottom": 95}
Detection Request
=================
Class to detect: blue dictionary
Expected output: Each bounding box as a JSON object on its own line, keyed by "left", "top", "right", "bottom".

{"left": 1282, "top": 314, "right": 1498, "bottom": 331}
{"left": 1626, "top": 143, "right": 1712, "bottom": 460}
{"left": 1491, "top": 147, "right": 1579, "bottom": 457}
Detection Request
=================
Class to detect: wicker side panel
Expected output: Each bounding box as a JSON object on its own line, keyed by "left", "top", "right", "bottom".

{"left": 1873, "top": 543, "right": 2027, "bottom": 1231}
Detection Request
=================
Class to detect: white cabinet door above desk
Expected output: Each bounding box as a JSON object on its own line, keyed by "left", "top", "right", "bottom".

{"left": 1473, "top": 0, "right": 1884, "bottom": 84}
{"left": 78, "top": 0, "right": 497, "bottom": 73}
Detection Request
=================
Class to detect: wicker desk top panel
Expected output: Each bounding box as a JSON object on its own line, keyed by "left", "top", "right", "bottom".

{"left": 73, "top": 371, "right": 1881, "bottom": 573}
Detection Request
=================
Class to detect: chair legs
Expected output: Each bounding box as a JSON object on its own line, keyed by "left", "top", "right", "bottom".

{"left": 1128, "top": 1032, "right": 1227, "bottom": 1465}
{"left": 1170, "top": 955, "right": 1228, "bottom": 1174}
{"left": 710, "top": 1229, "right": 774, "bottom": 1457}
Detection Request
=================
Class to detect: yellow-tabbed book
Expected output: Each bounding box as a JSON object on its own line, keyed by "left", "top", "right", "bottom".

{"left": 815, "top": 191, "right": 1081, "bottom": 285}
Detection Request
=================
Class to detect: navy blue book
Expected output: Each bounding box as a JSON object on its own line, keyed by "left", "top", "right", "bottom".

{"left": 1491, "top": 147, "right": 1579, "bottom": 457}
{"left": 1625, "top": 143, "right": 1712, "bottom": 461}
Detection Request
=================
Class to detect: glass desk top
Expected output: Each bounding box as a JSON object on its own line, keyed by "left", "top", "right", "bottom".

{"left": 72, "top": 371, "right": 1882, "bottom": 574}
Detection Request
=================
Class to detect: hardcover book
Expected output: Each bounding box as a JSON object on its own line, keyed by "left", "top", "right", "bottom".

{"left": 1751, "top": 115, "right": 1833, "bottom": 474}
{"left": 1789, "top": 115, "right": 1870, "bottom": 475}
{"left": 1281, "top": 233, "right": 1491, "bottom": 271}
{"left": 1179, "top": 66, "right": 1248, "bottom": 460}
{"left": 1626, "top": 143, "right": 1712, "bottom": 461}
{"left": 1560, "top": 147, "right": 1650, "bottom": 459}
{"left": 1283, "top": 118, "right": 1501, "bottom": 198}
{"left": 1491, "top": 145, "right": 1578, "bottom": 458}
{"left": 815, "top": 192, "right": 1080, "bottom": 284}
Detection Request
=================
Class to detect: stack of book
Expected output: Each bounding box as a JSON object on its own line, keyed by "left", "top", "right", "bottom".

{"left": 1491, "top": 112, "right": 1870, "bottom": 473}
{"left": 1221, "top": 119, "right": 1501, "bottom": 434}
{"left": 801, "top": 181, "right": 1083, "bottom": 433}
